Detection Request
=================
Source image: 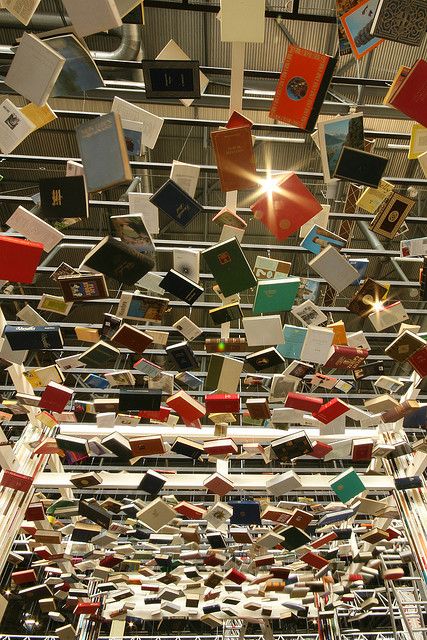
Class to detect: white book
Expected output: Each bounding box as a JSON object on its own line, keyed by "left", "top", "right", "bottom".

{"left": 419, "top": 150, "right": 427, "bottom": 178}
{"left": 400, "top": 237, "right": 427, "bottom": 257}
{"left": 156, "top": 39, "right": 209, "bottom": 107}
{"left": 96, "top": 412, "right": 116, "bottom": 428}
{"left": 55, "top": 354, "right": 85, "bottom": 371}
{"left": 219, "top": 224, "right": 245, "bottom": 244}
{"left": 115, "top": 0, "right": 142, "bottom": 17}
{"left": 242, "top": 315, "right": 284, "bottom": 347}
{"left": 128, "top": 192, "right": 159, "bottom": 235}
{"left": 347, "top": 331, "right": 371, "bottom": 351}
{"left": 170, "top": 160, "right": 200, "bottom": 198}
{"left": 111, "top": 97, "right": 164, "bottom": 149}
{"left": 299, "top": 204, "right": 330, "bottom": 238}
{"left": 323, "top": 439, "right": 354, "bottom": 461}
{"left": 2, "top": 0, "right": 41, "bottom": 25}
{"left": 266, "top": 471, "right": 302, "bottom": 496}
{"left": 135, "top": 272, "right": 165, "bottom": 295}
{"left": 16, "top": 304, "right": 48, "bottom": 326}
{"left": 173, "top": 316, "right": 202, "bottom": 342}
{"left": 5, "top": 32, "right": 65, "bottom": 106}
{"left": 66, "top": 160, "right": 85, "bottom": 177}
{"left": 173, "top": 248, "right": 200, "bottom": 282}
{"left": 271, "top": 407, "right": 305, "bottom": 425}
{"left": 309, "top": 245, "right": 359, "bottom": 293}
{"left": 368, "top": 301, "right": 409, "bottom": 331}
{"left": 62, "top": 0, "right": 122, "bottom": 38}
{"left": 220, "top": 0, "right": 265, "bottom": 43}
{"left": 0, "top": 99, "right": 35, "bottom": 154}
{"left": 6, "top": 206, "right": 64, "bottom": 253}
{"left": 291, "top": 300, "right": 327, "bottom": 327}
{"left": 300, "top": 326, "right": 334, "bottom": 365}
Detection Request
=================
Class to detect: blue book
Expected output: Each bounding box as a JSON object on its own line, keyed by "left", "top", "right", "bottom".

{"left": 300, "top": 225, "right": 346, "bottom": 255}
{"left": 76, "top": 112, "right": 132, "bottom": 192}
{"left": 230, "top": 500, "right": 261, "bottom": 525}
{"left": 277, "top": 325, "right": 307, "bottom": 360}
{"left": 317, "top": 508, "right": 355, "bottom": 527}
{"left": 84, "top": 374, "right": 109, "bottom": 389}
{"left": 349, "top": 258, "right": 369, "bottom": 285}
{"left": 150, "top": 179, "right": 203, "bottom": 228}
{"left": 298, "top": 278, "right": 320, "bottom": 303}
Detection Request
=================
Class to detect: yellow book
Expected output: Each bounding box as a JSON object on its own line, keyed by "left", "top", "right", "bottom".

{"left": 408, "top": 124, "right": 427, "bottom": 160}
{"left": 75, "top": 327, "right": 100, "bottom": 343}
{"left": 23, "top": 370, "right": 43, "bottom": 388}
{"left": 356, "top": 180, "right": 394, "bottom": 214}
{"left": 21, "top": 102, "right": 56, "bottom": 129}
{"left": 327, "top": 320, "right": 347, "bottom": 345}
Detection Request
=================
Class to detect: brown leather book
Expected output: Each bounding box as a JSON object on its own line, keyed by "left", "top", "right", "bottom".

{"left": 210, "top": 126, "right": 258, "bottom": 192}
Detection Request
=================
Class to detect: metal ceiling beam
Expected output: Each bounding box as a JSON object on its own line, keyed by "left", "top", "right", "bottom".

{"left": 0, "top": 155, "right": 425, "bottom": 186}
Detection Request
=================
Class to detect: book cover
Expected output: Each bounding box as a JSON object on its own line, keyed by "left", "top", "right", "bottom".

{"left": 61, "top": 0, "right": 122, "bottom": 37}
{"left": 110, "top": 214, "right": 155, "bottom": 260}
{"left": 385, "top": 330, "right": 426, "bottom": 362}
{"left": 58, "top": 273, "right": 108, "bottom": 301}
{"left": 209, "top": 302, "right": 242, "bottom": 325}
{"left": 79, "top": 340, "right": 120, "bottom": 367}
{"left": 300, "top": 225, "right": 346, "bottom": 255}
{"left": 269, "top": 45, "right": 336, "bottom": 131}
{"left": 220, "top": 0, "right": 265, "bottom": 43}
{"left": 347, "top": 278, "right": 389, "bottom": 316}
{"left": 317, "top": 112, "right": 364, "bottom": 182}
{"left": 387, "top": 59, "right": 427, "bottom": 127}
{"left": 149, "top": 179, "right": 203, "bottom": 228}
{"left": 111, "top": 323, "right": 153, "bottom": 353}
{"left": 0, "top": 236, "right": 43, "bottom": 284}
{"left": 4, "top": 326, "right": 63, "bottom": 350}
{"left": 341, "top": 0, "right": 384, "bottom": 59}
{"left": 166, "top": 341, "right": 198, "bottom": 371}
{"left": 308, "top": 245, "right": 359, "bottom": 293}
{"left": 330, "top": 467, "right": 366, "bottom": 503}
{"left": 242, "top": 315, "right": 284, "bottom": 347}
{"left": 40, "top": 176, "right": 88, "bottom": 219}
{"left": 160, "top": 269, "right": 203, "bottom": 306}
{"left": 205, "top": 354, "right": 244, "bottom": 393}
{"left": 117, "top": 291, "right": 169, "bottom": 323}
{"left": 245, "top": 347, "right": 286, "bottom": 371}
{"left": 173, "top": 248, "right": 200, "bottom": 282}
{"left": 369, "top": 192, "right": 416, "bottom": 239}
{"left": 333, "top": 147, "right": 388, "bottom": 187}
{"left": 370, "top": 0, "right": 427, "bottom": 46}
{"left": 253, "top": 255, "right": 291, "bottom": 279}
{"left": 0, "top": 469, "right": 33, "bottom": 492}
{"left": 6, "top": 206, "right": 65, "bottom": 254}
{"left": 142, "top": 60, "right": 201, "bottom": 99}
{"left": 356, "top": 179, "right": 394, "bottom": 213}
{"left": 76, "top": 112, "right": 132, "bottom": 192}
{"left": 250, "top": 172, "right": 322, "bottom": 240}
{"left": 277, "top": 325, "right": 307, "bottom": 359}
{"left": 202, "top": 238, "right": 257, "bottom": 297}
{"left": 230, "top": 501, "right": 261, "bottom": 525}
{"left": 80, "top": 236, "right": 154, "bottom": 285}
{"left": 324, "top": 345, "right": 369, "bottom": 369}
{"left": 213, "top": 208, "right": 247, "bottom": 230}
{"left": 205, "top": 338, "right": 248, "bottom": 353}
{"left": 271, "top": 430, "right": 313, "bottom": 461}
{"left": 210, "top": 126, "right": 258, "bottom": 192}
{"left": 253, "top": 277, "right": 300, "bottom": 314}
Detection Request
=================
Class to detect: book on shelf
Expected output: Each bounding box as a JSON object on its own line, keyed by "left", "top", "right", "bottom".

{"left": 6, "top": 206, "right": 65, "bottom": 253}
{"left": 5, "top": 32, "right": 65, "bottom": 106}
{"left": 269, "top": 45, "right": 336, "bottom": 131}
{"left": 76, "top": 113, "right": 132, "bottom": 192}
{"left": 149, "top": 179, "right": 203, "bottom": 228}
{"left": 202, "top": 238, "right": 257, "bottom": 297}
{"left": 80, "top": 236, "right": 154, "bottom": 285}
{"left": 250, "top": 172, "right": 322, "bottom": 240}
{"left": 61, "top": 0, "right": 122, "bottom": 38}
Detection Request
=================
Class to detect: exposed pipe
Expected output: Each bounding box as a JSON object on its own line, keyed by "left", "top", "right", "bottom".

{"left": 358, "top": 219, "right": 409, "bottom": 282}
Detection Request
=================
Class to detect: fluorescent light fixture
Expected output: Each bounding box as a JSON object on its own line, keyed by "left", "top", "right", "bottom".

{"left": 244, "top": 88, "right": 275, "bottom": 96}
{"left": 387, "top": 144, "right": 410, "bottom": 150}
{"left": 255, "top": 136, "right": 305, "bottom": 144}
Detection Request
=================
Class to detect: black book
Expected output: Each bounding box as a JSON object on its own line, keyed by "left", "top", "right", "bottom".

{"left": 160, "top": 269, "right": 203, "bottom": 306}
{"left": 206, "top": 532, "right": 227, "bottom": 549}
{"left": 394, "top": 476, "right": 422, "bottom": 490}
{"left": 80, "top": 236, "right": 154, "bottom": 285}
{"left": 280, "top": 526, "right": 311, "bottom": 551}
{"left": 333, "top": 147, "right": 388, "bottom": 188}
{"left": 149, "top": 179, "right": 203, "bottom": 228}
{"left": 39, "top": 176, "right": 88, "bottom": 219}
{"left": 78, "top": 500, "right": 112, "bottom": 530}
{"left": 166, "top": 341, "right": 198, "bottom": 371}
{"left": 118, "top": 389, "right": 162, "bottom": 412}
{"left": 245, "top": 347, "right": 286, "bottom": 372}
{"left": 138, "top": 469, "right": 167, "bottom": 496}
{"left": 332, "top": 528, "right": 353, "bottom": 540}
{"left": 71, "top": 522, "right": 101, "bottom": 542}
{"left": 145, "top": 597, "right": 161, "bottom": 605}
{"left": 4, "top": 325, "right": 63, "bottom": 351}
{"left": 55, "top": 435, "right": 89, "bottom": 455}
{"left": 101, "top": 313, "right": 122, "bottom": 340}
{"left": 209, "top": 302, "right": 242, "bottom": 325}
{"left": 352, "top": 360, "right": 385, "bottom": 381}
{"left": 19, "top": 584, "right": 53, "bottom": 600}
{"left": 142, "top": 60, "right": 201, "bottom": 99}
{"left": 171, "top": 436, "right": 204, "bottom": 460}
{"left": 101, "top": 433, "right": 133, "bottom": 460}
{"left": 79, "top": 340, "right": 120, "bottom": 367}
{"left": 271, "top": 430, "right": 313, "bottom": 462}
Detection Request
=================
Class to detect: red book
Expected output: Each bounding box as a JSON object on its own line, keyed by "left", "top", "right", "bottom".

{"left": 25, "top": 502, "right": 45, "bottom": 521}
{"left": 324, "top": 345, "right": 368, "bottom": 370}
{"left": 311, "top": 532, "right": 337, "bottom": 549}
{"left": 175, "top": 501, "right": 206, "bottom": 520}
{"left": 139, "top": 407, "right": 171, "bottom": 423}
{"left": 225, "top": 567, "right": 247, "bottom": 584}
{"left": 269, "top": 45, "right": 336, "bottom": 131}
{"left": 40, "top": 382, "right": 73, "bottom": 413}
{"left": 203, "top": 473, "right": 234, "bottom": 496}
{"left": 250, "top": 172, "right": 322, "bottom": 240}
{"left": 409, "top": 346, "right": 427, "bottom": 377}
{"left": 386, "top": 527, "right": 400, "bottom": 541}
{"left": 205, "top": 393, "right": 240, "bottom": 414}
{"left": 204, "top": 438, "right": 238, "bottom": 455}
{"left": 166, "top": 390, "right": 205, "bottom": 423}
{"left": 129, "top": 435, "right": 166, "bottom": 457}
{"left": 309, "top": 441, "right": 333, "bottom": 459}
{"left": 0, "top": 236, "right": 43, "bottom": 284}
{"left": 300, "top": 551, "right": 329, "bottom": 570}
{"left": 11, "top": 569, "right": 37, "bottom": 584}
{"left": 211, "top": 126, "right": 258, "bottom": 192}
{"left": 352, "top": 439, "right": 374, "bottom": 462}
{"left": 314, "top": 398, "right": 349, "bottom": 425}
{"left": 99, "top": 555, "right": 122, "bottom": 568}
{"left": 73, "top": 602, "right": 100, "bottom": 615}
{"left": 284, "top": 391, "right": 323, "bottom": 414}
{"left": 388, "top": 59, "right": 427, "bottom": 127}
{"left": 0, "top": 469, "right": 33, "bottom": 492}
{"left": 226, "top": 110, "right": 253, "bottom": 130}
{"left": 287, "top": 508, "right": 313, "bottom": 530}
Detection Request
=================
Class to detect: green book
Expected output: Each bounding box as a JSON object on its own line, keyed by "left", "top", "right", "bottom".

{"left": 330, "top": 467, "right": 366, "bottom": 503}
{"left": 253, "top": 277, "right": 300, "bottom": 314}
{"left": 281, "top": 526, "right": 311, "bottom": 551}
{"left": 202, "top": 238, "right": 257, "bottom": 298}
{"left": 205, "top": 354, "right": 243, "bottom": 393}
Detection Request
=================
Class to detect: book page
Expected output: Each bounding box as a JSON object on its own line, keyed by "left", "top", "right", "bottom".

{"left": 2, "top": 0, "right": 41, "bottom": 25}
{"left": 128, "top": 192, "right": 160, "bottom": 235}
{"left": 62, "top": 0, "right": 122, "bottom": 38}
{"left": 0, "top": 99, "right": 35, "bottom": 154}
{"left": 111, "top": 97, "right": 164, "bottom": 149}
{"left": 20, "top": 102, "right": 56, "bottom": 129}
{"left": 5, "top": 32, "right": 65, "bottom": 106}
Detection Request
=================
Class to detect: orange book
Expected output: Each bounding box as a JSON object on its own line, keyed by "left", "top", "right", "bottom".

{"left": 211, "top": 126, "right": 258, "bottom": 192}
{"left": 270, "top": 45, "right": 336, "bottom": 132}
